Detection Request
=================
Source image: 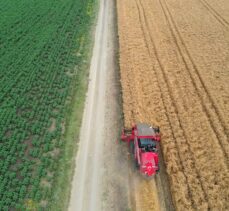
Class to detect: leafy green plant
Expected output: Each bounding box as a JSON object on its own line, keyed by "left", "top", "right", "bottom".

{"left": 0, "top": 0, "right": 96, "bottom": 209}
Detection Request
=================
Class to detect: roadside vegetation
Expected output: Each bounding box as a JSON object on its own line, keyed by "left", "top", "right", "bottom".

{"left": 0, "top": 0, "right": 97, "bottom": 210}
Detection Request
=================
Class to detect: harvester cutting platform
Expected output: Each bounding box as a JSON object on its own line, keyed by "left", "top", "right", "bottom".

{"left": 121, "top": 123, "right": 161, "bottom": 176}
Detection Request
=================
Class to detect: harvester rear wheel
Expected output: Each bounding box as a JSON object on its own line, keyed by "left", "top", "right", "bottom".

{"left": 135, "top": 159, "right": 140, "bottom": 168}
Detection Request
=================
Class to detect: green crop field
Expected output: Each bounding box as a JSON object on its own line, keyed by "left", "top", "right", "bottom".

{"left": 0, "top": 0, "right": 97, "bottom": 210}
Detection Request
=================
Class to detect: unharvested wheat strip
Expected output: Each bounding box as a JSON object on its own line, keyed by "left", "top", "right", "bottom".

{"left": 117, "top": 1, "right": 135, "bottom": 126}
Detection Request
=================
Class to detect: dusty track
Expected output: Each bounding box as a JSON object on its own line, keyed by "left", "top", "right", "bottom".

{"left": 117, "top": 0, "right": 229, "bottom": 210}
{"left": 68, "top": 0, "right": 130, "bottom": 210}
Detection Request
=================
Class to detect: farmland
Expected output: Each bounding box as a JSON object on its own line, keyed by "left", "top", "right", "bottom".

{"left": 117, "top": 0, "right": 229, "bottom": 210}
{"left": 1, "top": 0, "right": 229, "bottom": 210}
{"left": 0, "top": 0, "right": 96, "bottom": 210}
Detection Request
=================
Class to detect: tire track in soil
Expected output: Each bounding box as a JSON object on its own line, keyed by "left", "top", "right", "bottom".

{"left": 128, "top": 155, "right": 137, "bottom": 211}
{"left": 135, "top": 0, "right": 208, "bottom": 209}
{"left": 199, "top": 0, "right": 229, "bottom": 28}
{"left": 159, "top": 0, "right": 229, "bottom": 161}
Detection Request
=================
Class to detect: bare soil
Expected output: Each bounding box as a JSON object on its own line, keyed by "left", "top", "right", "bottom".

{"left": 117, "top": 0, "right": 229, "bottom": 210}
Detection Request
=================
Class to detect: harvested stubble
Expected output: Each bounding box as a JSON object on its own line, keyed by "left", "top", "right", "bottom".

{"left": 117, "top": 0, "right": 229, "bottom": 210}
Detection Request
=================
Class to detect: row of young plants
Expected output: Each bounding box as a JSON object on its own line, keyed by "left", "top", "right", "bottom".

{"left": 0, "top": 0, "right": 96, "bottom": 210}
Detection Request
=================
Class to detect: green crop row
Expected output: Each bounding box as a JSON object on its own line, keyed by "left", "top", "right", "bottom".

{"left": 0, "top": 0, "right": 96, "bottom": 210}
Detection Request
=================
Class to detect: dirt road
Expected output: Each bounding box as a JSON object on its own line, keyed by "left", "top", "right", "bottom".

{"left": 68, "top": 0, "right": 130, "bottom": 210}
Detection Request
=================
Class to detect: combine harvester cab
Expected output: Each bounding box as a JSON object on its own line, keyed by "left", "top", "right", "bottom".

{"left": 121, "top": 123, "right": 160, "bottom": 177}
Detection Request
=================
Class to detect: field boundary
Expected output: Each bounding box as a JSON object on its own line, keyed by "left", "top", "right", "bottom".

{"left": 48, "top": 1, "right": 99, "bottom": 210}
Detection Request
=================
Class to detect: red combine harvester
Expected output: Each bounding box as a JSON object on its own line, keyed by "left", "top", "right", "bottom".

{"left": 121, "top": 123, "right": 161, "bottom": 176}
